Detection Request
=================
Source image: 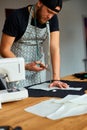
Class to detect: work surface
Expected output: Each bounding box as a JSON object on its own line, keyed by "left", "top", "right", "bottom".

{"left": 1, "top": 97, "right": 87, "bottom": 130}
{"left": 0, "top": 74, "right": 87, "bottom": 130}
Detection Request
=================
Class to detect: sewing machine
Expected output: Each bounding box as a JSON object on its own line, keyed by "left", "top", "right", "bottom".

{"left": 0, "top": 57, "right": 28, "bottom": 103}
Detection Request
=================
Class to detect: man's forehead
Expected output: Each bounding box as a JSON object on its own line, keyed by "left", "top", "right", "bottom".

{"left": 47, "top": 6, "right": 61, "bottom": 14}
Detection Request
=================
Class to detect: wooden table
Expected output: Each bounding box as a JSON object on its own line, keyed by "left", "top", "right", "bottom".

{"left": 61, "top": 72, "right": 87, "bottom": 82}
{"left": 0, "top": 74, "right": 87, "bottom": 130}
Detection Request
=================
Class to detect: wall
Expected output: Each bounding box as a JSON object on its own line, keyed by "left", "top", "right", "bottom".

{"left": 0, "top": 0, "right": 87, "bottom": 78}
{"left": 0, "top": 0, "right": 37, "bottom": 37}
{"left": 59, "top": 0, "right": 87, "bottom": 76}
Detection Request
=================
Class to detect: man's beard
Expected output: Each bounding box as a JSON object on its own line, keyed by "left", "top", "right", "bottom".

{"left": 36, "top": 6, "right": 48, "bottom": 24}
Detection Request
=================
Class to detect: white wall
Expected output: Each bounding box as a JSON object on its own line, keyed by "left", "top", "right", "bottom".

{"left": 0, "top": 0, "right": 37, "bottom": 37}
{"left": 59, "top": 0, "right": 87, "bottom": 76}
{"left": 0, "top": 0, "right": 87, "bottom": 78}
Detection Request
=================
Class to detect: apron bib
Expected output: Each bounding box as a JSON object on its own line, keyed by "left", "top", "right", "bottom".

{"left": 9, "top": 6, "right": 50, "bottom": 88}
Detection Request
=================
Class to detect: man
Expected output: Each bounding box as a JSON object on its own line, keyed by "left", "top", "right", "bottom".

{"left": 0, "top": 0, "right": 68, "bottom": 88}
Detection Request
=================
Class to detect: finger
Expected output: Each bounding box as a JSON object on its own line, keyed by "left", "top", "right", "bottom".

{"left": 50, "top": 82, "right": 63, "bottom": 88}
{"left": 61, "top": 83, "right": 69, "bottom": 88}
{"left": 35, "top": 61, "right": 41, "bottom": 64}
{"left": 40, "top": 63, "right": 48, "bottom": 69}
{"left": 35, "top": 61, "right": 48, "bottom": 69}
{"left": 49, "top": 81, "right": 69, "bottom": 88}
{"left": 33, "top": 65, "right": 45, "bottom": 71}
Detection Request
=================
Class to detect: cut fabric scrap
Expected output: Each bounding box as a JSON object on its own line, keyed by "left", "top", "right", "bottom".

{"left": 69, "top": 94, "right": 87, "bottom": 105}
{"left": 25, "top": 94, "right": 87, "bottom": 120}
{"left": 47, "top": 102, "right": 87, "bottom": 120}
{"left": 25, "top": 98, "right": 61, "bottom": 117}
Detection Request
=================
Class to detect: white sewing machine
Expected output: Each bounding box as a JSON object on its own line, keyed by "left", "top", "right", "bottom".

{"left": 0, "top": 57, "right": 28, "bottom": 103}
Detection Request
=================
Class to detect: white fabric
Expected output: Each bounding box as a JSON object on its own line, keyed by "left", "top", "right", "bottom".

{"left": 29, "top": 83, "right": 82, "bottom": 91}
{"left": 25, "top": 94, "right": 87, "bottom": 120}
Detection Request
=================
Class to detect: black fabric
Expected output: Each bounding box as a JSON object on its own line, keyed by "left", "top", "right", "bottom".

{"left": 73, "top": 73, "right": 87, "bottom": 80}
{"left": 40, "top": 0, "right": 62, "bottom": 12}
{"left": 28, "top": 89, "right": 84, "bottom": 98}
{"left": 61, "top": 80, "right": 87, "bottom": 90}
{"left": 25, "top": 80, "right": 87, "bottom": 98}
{"left": 2, "top": 5, "right": 59, "bottom": 42}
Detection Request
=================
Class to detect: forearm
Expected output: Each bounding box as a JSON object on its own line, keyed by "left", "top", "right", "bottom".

{"left": 0, "top": 49, "right": 16, "bottom": 58}
{"left": 50, "top": 31, "right": 60, "bottom": 80}
{"left": 0, "top": 33, "right": 16, "bottom": 58}
{"left": 51, "top": 49, "right": 60, "bottom": 80}
{"left": 50, "top": 52, "right": 69, "bottom": 88}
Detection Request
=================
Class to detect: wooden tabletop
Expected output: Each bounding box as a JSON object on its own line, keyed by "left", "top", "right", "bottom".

{"left": 61, "top": 73, "right": 87, "bottom": 82}
{"left": 0, "top": 74, "right": 87, "bottom": 130}
{"left": 0, "top": 97, "right": 87, "bottom": 130}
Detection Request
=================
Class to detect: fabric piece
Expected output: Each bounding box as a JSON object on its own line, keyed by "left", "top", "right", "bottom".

{"left": 29, "top": 83, "right": 82, "bottom": 91}
{"left": 73, "top": 73, "right": 87, "bottom": 80}
{"left": 26, "top": 80, "right": 87, "bottom": 98}
{"left": 25, "top": 94, "right": 87, "bottom": 120}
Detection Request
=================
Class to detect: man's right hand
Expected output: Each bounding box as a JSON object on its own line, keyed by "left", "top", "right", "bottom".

{"left": 25, "top": 61, "right": 48, "bottom": 72}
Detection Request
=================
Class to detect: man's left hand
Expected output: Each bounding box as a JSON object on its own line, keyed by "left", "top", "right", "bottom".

{"left": 49, "top": 80, "right": 69, "bottom": 88}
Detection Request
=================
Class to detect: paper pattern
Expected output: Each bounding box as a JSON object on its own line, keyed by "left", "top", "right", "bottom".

{"left": 25, "top": 94, "right": 87, "bottom": 120}
{"left": 29, "top": 83, "right": 82, "bottom": 91}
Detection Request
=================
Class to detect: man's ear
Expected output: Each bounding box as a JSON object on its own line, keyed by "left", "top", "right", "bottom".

{"left": 55, "top": 6, "right": 61, "bottom": 11}
{"left": 37, "top": 0, "right": 43, "bottom": 8}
